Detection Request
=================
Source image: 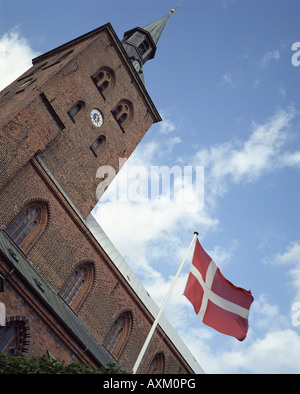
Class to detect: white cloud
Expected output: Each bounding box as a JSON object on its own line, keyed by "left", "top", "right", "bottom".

{"left": 220, "top": 329, "right": 300, "bottom": 374}
{"left": 251, "top": 294, "right": 289, "bottom": 332}
{"left": 95, "top": 186, "right": 216, "bottom": 278}
{"left": 164, "top": 136, "right": 182, "bottom": 152}
{"left": 98, "top": 111, "right": 298, "bottom": 295}
{"left": 194, "top": 107, "right": 298, "bottom": 201}
{"left": 92, "top": 105, "right": 300, "bottom": 373}
{"left": 264, "top": 240, "right": 300, "bottom": 304}
{"left": 261, "top": 49, "right": 280, "bottom": 68}
{"left": 0, "top": 27, "right": 39, "bottom": 91}
{"left": 269, "top": 240, "right": 300, "bottom": 266}
{"left": 178, "top": 293, "right": 300, "bottom": 374}
{"left": 281, "top": 151, "right": 300, "bottom": 168}
{"left": 221, "top": 72, "right": 242, "bottom": 88}
{"left": 158, "top": 111, "right": 176, "bottom": 134}
{"left": 244, "top": 329, "right": 300, "bottom": 373}
{"left": 206, "top": 239, "right": 239, "bottom": 269}
{"left": 222, "top": 72, "right": 233, "bottom": 85}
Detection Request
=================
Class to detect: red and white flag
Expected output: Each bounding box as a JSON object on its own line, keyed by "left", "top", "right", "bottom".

{"left": 184, "top": 239, "right": 254, "bottom": 341}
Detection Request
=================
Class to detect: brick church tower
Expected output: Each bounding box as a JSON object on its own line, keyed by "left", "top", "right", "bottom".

{"left": 0, "top": 10, "right": 204, "bottom": 374}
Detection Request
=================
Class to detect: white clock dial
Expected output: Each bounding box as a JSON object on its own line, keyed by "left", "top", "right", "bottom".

{"left": 132, "top": 60, "right": 141, "bottom": 72}
{"left": 90, "top": 109, "right": 103, "bottom": 127}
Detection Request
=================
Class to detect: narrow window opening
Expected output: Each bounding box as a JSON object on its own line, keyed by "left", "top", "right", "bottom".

{"left": 99, "top": 80, "right": 109, "bottom": 93}
{"left": 19, "top": 78, "right": 33, "bottom": 88}
{"left": 146, "top": 353, "right": 165, "bottom": 374}
{"left": 6, "top": 201, "right": 49, "bottom": 252}
{"left": 40, "top": 93, "right": 65, "bottom": 130}
{"left": 17, "top": 73, "right": 34, "bottom": 82}
{"left": 7, "top": 207, "right": 40, "bottom": 246}
{"left": 0, "top": 318, "right": 30, "bottom": 356}
{"left": 42, "top": 61, "right": 60, "bottom": 71}
{"left": 91, "top": 67, "right": 115, "bottom": 99}
{"left": 68, "top": 100, "right": 85, "bottom": 123}
{"left": 138, "top": 39, "right": 150, "bottom": 56}
{"left": 94, "top": 72, "right": 104, "bottom": 83}
{"left": 18, "top": 78, "right": 37, "bottom": 91}
{"left": 113, "top": 105, "right": 122, "bottom": 117}
{"left": 0, "top": 325, "right": 19, "bottom": 356}
{"left": 59, "top": 262, "right": 94, "bottom": 311}
{"left": 90, "top": 135, "right": 106, "bottom": 157}
{"left": 57, "top": 50, "right": 74, "bottom": 62}
{"left": 103, "top": 312, "right": 132, "bottom": 359}
{"left": 112, "top": 100, "right": 133, "bottom": 132}
{"left": 119, "top": 113, "right": 128, "bottom": 125}
{"left": 59, "top": 267, "right": 87, "bottom": 306}
{"left": 41, "top": 50, "right": 74, "bottom": 71}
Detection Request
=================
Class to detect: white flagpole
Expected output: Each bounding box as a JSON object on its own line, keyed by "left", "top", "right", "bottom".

{"left": 132, "top": 231, "right": 199, "bottom": 374}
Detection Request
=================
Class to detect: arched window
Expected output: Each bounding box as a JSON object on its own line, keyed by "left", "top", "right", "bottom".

{"left": 90, "top": 135, "right": 106, "bottom": 157}
{"left": 104, "top": 311, "right": 132, "bottom": 358}
{"left": 138, "top": 39, "right": 150, "bottom": 56}
{"left": 112, "top": 99, "right": 133, "bottom": 132}
{"left": 146, "top": 352, "right": 165, "bottom": 374}
{"left": 59, "top": 262, "right": 94, "bottom": 310}
{"left": 68, "top": 100, "right": 85, "bottom": 123}
{"left": 91, "top": 67, "right": 115, "bottom": 99}
{"left": 6, "top": 201, "right": 49, "bottom": 252}
{"left": 0, "top": 317, "right": 30, "bottom": 356}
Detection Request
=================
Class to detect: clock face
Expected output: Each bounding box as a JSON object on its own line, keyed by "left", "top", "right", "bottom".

{"left": 132, "top": 60, "right": 141, "bottom": 72}
{"left": 90, "top": 109, "right": 103, "bottom": 127}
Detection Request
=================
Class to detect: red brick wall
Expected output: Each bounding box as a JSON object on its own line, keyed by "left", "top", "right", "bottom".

{"left": 0, "top": 158, "right": 192, "bottom": 373}
{"left": 0, "top": 256, "right": 98, "bottom": 366}
{"left": 0, "top": 26, "right": 158, "bottom": 218}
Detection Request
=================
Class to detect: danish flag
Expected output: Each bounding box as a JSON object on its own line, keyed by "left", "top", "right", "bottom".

{"left": 184, "top": 239, "right": 254, "bottom": 341}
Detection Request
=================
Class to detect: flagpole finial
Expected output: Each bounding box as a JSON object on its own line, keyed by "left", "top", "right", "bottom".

{"left": 194, "top": 231, "right": 199, "bottom": 236}
{"left": 170, "top": 2, "right": 182, "bottom": 14}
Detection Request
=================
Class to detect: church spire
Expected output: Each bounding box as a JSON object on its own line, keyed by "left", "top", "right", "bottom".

{"left": 141, "top": 14, "right": 171, "bottom": 47}
{"left": 121, "top": 8, "right": 176, "bottom": 83}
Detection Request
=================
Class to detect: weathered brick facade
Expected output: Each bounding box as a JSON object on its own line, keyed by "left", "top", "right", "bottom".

{"left": 0, "top": 24, "right": 160, "bottom": 218}
{"left": 0, "top": 254, "right": 92, "bottom": 365}
{"left": 0, "top": 20, "right": 202, "bottom": 374}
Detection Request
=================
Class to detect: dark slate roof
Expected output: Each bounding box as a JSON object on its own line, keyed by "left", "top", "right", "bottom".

{"left": 0, "top": 229, "right": 117, "bottom": 369}
{"left": 142, "top": 14, "right": 171, "bottom": 46}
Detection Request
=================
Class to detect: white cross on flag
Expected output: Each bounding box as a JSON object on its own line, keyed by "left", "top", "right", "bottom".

{"left": 184, "top": 239, "right": 254, "bottom": 341}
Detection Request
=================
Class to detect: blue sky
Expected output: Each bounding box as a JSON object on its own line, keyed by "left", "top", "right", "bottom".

{"left": 1, "top": 0, "right": 300, "bottom": 373}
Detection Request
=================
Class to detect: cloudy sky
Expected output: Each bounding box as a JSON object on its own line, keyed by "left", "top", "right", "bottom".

{"left": 1, "top": 0, "right": 300, "bottom": 373}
